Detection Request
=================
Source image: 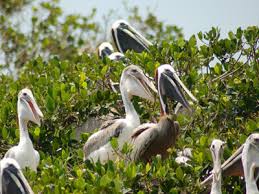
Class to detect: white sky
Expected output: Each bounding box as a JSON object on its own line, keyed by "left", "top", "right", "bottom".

{"left": 60, "top": 0, "right": 259, "bottom": 38}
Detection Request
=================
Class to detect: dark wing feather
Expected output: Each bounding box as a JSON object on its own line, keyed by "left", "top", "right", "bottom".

{"left": 2, "top": 164, "right": 33, "bottom": 194}
{"left": 130, "top": 123, "right": 158, "bottom": 161}
{"left": 83, "top": 119, "right": 126, "bottom": 158}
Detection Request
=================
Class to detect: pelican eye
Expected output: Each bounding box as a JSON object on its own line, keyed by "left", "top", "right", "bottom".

{"left": 131, "top": 69, "right": 138, "bottom": 73}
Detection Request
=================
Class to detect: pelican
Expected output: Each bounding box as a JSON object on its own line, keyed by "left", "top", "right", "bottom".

{"left": 4, "top": 88, "right": 43, "bottom": 172}
{"left": 0, "top": 158, "right": 33, "bottom": 194}
{"left": 201, "top": 134, "right": 259, "bottom": 191}
{"left": 111, "top": 20, "right": 152, "bottom": 54}
{"left": 130, "top": 64, "right": 197, "bottom": 161}
{"left": 98, "top": 42, "right": 125, "bottom": 61}
{"left": 83, "top": 65, "right": 157, "bottom": 163}
{"left": 242, "top": 133, "right": 259, "bottom": 193}
{"left": 210, "top": 139, "right": 225, "bottom": 194}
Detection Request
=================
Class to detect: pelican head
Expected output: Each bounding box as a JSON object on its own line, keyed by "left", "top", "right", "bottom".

{"left": 98, "top": 42, "right": 114, "bottom": 59}
{"left": 111, "top": 20, "right": 152, "bottom": 54}
{"left": 0, "top": 158, "right": 33, "bottom": 194}
{"left": 156, "top": 64, "right": 197, "bottom": 114}
{"left": 210, "top": 139, "right": 225, "bottom": 182}
{"left": 18, "top": 88, "right": 43, "bottom": 126}
{"left": 120, "top": 65, "right": 157, "bottom": 101}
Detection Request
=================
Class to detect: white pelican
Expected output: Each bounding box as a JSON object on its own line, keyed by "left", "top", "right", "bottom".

{"left": 201, "top": 134, "right": 259, "bottom": 191}
{"left": 98, "top": 42, "right": 125, "bottom": 61}
{"left": 4, "top": 88, "right": 43, "bottom": 172}
{"left": 130, "top": 64, "right": 197, "bottom": 161}
{"left": 210, "top": 139, "right": 225, "bottom": 194}
{"left": 0, "top": 158, "right": 33, "bottom": 194}
{"left": 83, "top": 65, "right": 157, "bottom": 163}
{"left": 242, "top": 133, "right": 259, "bottom": 193}
{"left": 111, "top": 20, "right": 152, "bottom": 54}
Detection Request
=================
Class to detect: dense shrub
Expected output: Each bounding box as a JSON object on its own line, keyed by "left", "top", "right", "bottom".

{"left": 0, "top": 1, "right": 258, "bottom": 193}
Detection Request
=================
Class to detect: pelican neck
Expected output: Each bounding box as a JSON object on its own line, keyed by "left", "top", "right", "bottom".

{"left": 18, "top": 118, "right": 31, "bottom": 144}
{"left": 120, "top": 84, "right": 140, "bottom": 125}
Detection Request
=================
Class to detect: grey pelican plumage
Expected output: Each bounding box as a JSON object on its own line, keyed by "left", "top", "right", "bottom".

{"left": 4, "top": 88, "right": 43, "bottom": 172}
{"left": 130, "top": 64, "right": 197, "bottom": 161}
{"left": 201, "top": 145, "right": 244, "bottom": 188}
{"left": 210, "top": 139, "right": 225, "bottom": 194}
{"left": 111, "top": 20, "right": 152, "bottom": 54}
{"left": 83, "top": 65, "right": 157, "bottom": 163}
{"left": 0, "top": 158, "right": 33, "bottom": 194}
{"left": 201, "top": 134, "right": 259, "bottom": 192}
{"left": 98, "top": 42, "right": 125, "bottom": 61}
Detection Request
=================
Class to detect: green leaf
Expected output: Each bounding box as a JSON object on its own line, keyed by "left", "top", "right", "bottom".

{"left": 34, "top": 127, "right": 40, "bottom": 137}
{"left": 46, "top": 95, "right": 55, "bottom": 112}
{"left": 2, "top": 128, "right": 8, "bottom": 140}
{"left": 100, "top": 174, "right": 111, "bottom": 187}
{"left": 110, "top": 137, "right": 118, "bottom": 150}
{"left": 214, "top": 63, "right": 222, "bottom": 75}
{"left": 145, "top": 163, "right": 151, "bottom": 173}
{"left": 177, "top": 38, "right": 185, "bottom": 48}
{"left": 176, "top": 166, "right": 184, "bottom": 181}
{"left": 198, "top": 31, "right": 203, "bottom": 40}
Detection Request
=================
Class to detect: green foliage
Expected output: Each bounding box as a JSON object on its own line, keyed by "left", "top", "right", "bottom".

{"left": 0, "top": 1, "right": 258, "bottom": 193}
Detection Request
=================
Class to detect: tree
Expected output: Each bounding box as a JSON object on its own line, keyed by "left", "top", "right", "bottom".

{"left": 0, "top": 0, "right": 258, "bottom": 193}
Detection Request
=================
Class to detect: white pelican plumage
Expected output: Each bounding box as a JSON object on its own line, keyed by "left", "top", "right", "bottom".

{"left": 210, "top": 139, "right": 225, "bottom": 194}
{"left": 130, "top": 64, "right": 197, "bottom": 161}
{"left": 98, "top": 42, "right": 125, "bottom": 61}
{"left": 83, "top": 65, "right": 157, "bottom": 163}
{"left": 242, "top": 133, "right": 259, "bottom": 193}
{"left": 111, "top": 20, "right": 152, "bottom": 54}
{"left": 201, "top": 134, "right": 259, "bottom": 192}
{"left": 0, "top": 158, "right": 33, "bottom": 194}
{"left": 4, "top": 88, "right": 43, "bottom": 172}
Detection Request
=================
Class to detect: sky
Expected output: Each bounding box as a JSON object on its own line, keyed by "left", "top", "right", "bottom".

{"left": 60, "top": 0, "right": 259, "bottom": 38}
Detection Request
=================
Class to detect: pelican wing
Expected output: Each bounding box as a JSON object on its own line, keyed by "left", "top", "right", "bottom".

{"left": 130, "top": 123, "right": 158, "bottom": 161}
{"left": 83, "top": 119, "right": 126, "bottom": 158}
{"left": 1, "top": 162, "right": 33, "bottom": 194}
{"left": 201, "top": 144, "right": 244, "bottom": 187}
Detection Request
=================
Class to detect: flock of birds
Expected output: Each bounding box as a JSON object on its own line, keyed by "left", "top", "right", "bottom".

{"left": 0, "top": 20, "right": 258, "bottom": 194}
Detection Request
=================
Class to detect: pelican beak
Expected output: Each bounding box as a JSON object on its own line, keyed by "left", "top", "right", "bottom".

{"left": 1, "top": 158, "right": 33, "bottom": 194}
{"left": 135, "top": 72, "right": 157, "bottom": 102}
{"left": 111, "top": 20, "right": 152, "bottom": 53}
{"left": 201, "top": 144, "right": 244, "bottom": 187}
{"left": 22, "top": 94, "right": 44, "bottom": 126}
{"left": 156, "top": 64, "right": 197, "bottom": 114}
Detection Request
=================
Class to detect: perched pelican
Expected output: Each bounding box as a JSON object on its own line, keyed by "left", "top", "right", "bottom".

{"left": 4, "top": 88, "right": 43, "bottom": 172}
{"left": 0, "top": 158, "right": 33, "bottom": 194}
{"left": 201, "top": 134, "right": 259, "bottom": 191}
{"left": 98, "top": 42, "right": 125, "bottom": 61}
{"left": 242, "top": 133, "right": 259, "bottom": 193}
{"left": 210, "top": 139, "right": 225, "bottom": 194}
{"left": 111, "top": 20, "right": 152, "bottom": 54}
{"left": 83, "top": 65, "right": 157, "bottom": 163}
{"left": 130, "top": 64, "right": 197, "bottom": 161}
{"left": 201, "top": 145, "right": 244, "bottom": 188}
